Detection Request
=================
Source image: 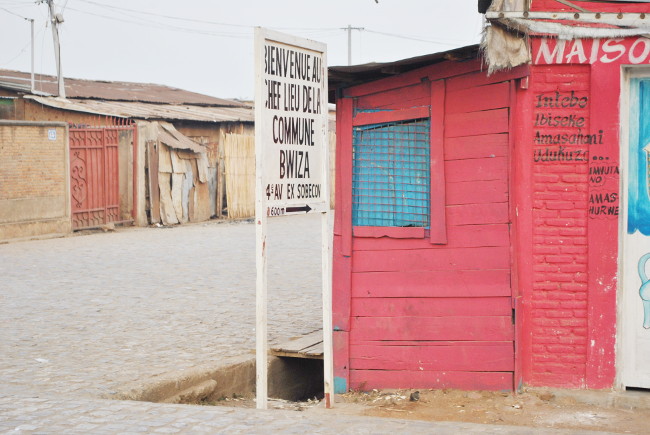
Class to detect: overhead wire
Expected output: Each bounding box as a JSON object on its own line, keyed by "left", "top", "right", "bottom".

{"left": 0, "top": 3, "right": 35, "bottom": 9}
{"left": 3, "top": 0, "right": 477, "bottom": 69}
{"left": 64, "top": 5, "right": 253, "bottom": 38}
{"left": 0, "top": 5, "right": 29, "bottom": 19}
{"left": 289, "top": 29, "right": 345, "bottom": 38}
{"left": 64, "top": 8, "right": 249, "bottom": 37}
{"left": 65, "top": 4, "right": 468, "bottom": 48}
{"left": 57, "top": 0, "right": 476, "bottom": 47}
{"left": 0, "top": 0, "right": 34, "bottom": 5}
{"left": 1, "top": 40, "right": 32, "bottom": 66}
{"left": 364, "top": 28, "right": 475, "bottom": 46}
{"left": 77, "top": 0, "right": 253, "bottom": 29}
{"left": 1, "top": 26, "right": 44, "bottom": 67}
{"left": 0, "top": 4, "right": 36, "bottom": 67}
{"left": 76, "top": 0, "right": 344, "bottom": 33}
{"left": 66, "top": 4, "right": 341, "bottom": 40}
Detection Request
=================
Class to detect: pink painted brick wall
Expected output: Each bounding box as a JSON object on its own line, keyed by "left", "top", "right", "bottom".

{"left": 529, "top": 65, "right": 591, "bottom": 387}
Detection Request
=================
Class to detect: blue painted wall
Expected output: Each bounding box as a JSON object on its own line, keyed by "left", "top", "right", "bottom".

{"left": 629, "top": 79, "right": 650, "bottom": 235}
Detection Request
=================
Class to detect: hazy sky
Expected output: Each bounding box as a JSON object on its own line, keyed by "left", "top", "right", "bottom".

{"left": 0, "top": 1, "right": 483, "bottom": 100}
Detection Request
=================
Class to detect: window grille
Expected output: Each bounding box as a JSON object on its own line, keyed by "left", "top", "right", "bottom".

{"left": 352, "top": 118, "right": 430, "bottom": 227}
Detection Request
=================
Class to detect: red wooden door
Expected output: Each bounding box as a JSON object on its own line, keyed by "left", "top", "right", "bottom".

{"left": 69, "top": 127, "right": 129, "bottom": 230}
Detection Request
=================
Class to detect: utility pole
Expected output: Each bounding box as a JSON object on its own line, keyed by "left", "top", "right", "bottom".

{"left": 29, "top": 18, "right": 34, "bottom": 93}
{"left": 342, "top": 25, "right": 364, "bottom": 66}
{"left": 46, "top": 0, "right": 65, "bottom": 98}
{"left": 2, "top": 8, "right": 36, "bottom": 92}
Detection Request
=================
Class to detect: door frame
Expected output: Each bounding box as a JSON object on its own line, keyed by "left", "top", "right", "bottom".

{"left": 617, "top": 66, "right": 650, "bottom": 390}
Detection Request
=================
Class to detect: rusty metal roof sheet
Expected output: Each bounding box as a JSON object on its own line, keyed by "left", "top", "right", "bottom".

{"left": 25, "top": 95, "right": 254, "bottom": 123}
{"left": 328, "top": 44, "right": 480, "bottom": 97}
{"left": 0, "top": 69, "right": 247, "bottom": 107}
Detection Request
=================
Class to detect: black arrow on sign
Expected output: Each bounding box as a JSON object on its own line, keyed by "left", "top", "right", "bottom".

{"left": 286, "top": 204, "right": 312, "bottom": 214}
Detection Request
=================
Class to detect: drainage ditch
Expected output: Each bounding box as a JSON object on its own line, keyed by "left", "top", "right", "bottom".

{"left": 114, "top": 356, "right": 324, "bottom": 409}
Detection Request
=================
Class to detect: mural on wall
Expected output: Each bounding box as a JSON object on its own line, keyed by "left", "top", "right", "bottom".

{"left": 628, "top": 80, "right": 650, "bottom": 235}
{"left": 639, "top": 253, "right": 650, "bottom": 329}
{"left": 630, "top": 80, "right": 650, "bottom": 331}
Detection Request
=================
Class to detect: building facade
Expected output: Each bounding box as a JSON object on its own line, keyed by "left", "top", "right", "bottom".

{"left": 0, "top": 70, "right": 254, "bottom": 238}
{"left": 329, "top": 0, "right": 650, "bottom": 392}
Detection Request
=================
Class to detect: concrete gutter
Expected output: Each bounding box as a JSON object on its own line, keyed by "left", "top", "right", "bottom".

{"left": 112, "top": 355, "right": 323, "bottom": 405}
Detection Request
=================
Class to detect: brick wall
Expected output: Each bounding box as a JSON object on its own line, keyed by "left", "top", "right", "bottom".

{"left": 529, "top": 65, "right": 591, "bottom": 387}
{"left": 0, "top": 121, "right": 71, "bottom": 240}
{"left": 22, "top": 100, "right": 106, "bottom": 125}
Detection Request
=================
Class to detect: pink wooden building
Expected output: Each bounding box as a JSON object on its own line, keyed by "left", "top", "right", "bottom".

{"left": 328, "top": 0, "right": 650, "bottom": 393}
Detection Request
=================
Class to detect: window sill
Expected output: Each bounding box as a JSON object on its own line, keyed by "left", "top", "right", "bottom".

{"left": 353, "top": 226, "right": 425, "bottom": 239}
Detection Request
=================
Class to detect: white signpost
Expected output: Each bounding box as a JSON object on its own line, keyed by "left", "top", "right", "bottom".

{"left": 254, "top": 27, "right": 332, "bottom": 410}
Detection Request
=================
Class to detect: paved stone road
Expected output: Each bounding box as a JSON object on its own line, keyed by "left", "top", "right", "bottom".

{"left": 1, "top": 216, "right": 324, "bottom": 398}
{"left": 0, "top": 216, "right": 611, "bottom": 434}
{"left": 1, "top": 396, "right": 606, "bottom": 435}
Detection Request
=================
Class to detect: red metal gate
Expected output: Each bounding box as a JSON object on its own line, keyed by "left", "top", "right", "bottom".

{"left": 69, "top": 126, "right": 134, "bottom": 230}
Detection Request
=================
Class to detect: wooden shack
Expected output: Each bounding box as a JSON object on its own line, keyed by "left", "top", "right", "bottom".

{"left": 329, "top": 47, "right": 527, "bottom": 392}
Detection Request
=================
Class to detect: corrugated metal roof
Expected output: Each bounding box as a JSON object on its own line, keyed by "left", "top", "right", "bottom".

{"left": 158, "top": 123, "right": 206, "bottom": 153}
{"left": 328, "top": 44, "right": 480, "bottom": 98}
{"left": 25, "top": 95, "right": 254, "bottom": 123}
{"left": 0, "top": 69, "right": 247, "bottom": 107}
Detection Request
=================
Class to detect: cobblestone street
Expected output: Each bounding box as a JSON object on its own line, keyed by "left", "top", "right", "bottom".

{"left": 0, "top": 215, "right": 608, "bottom": 433}
{"left": 1, "top": 215, "right": 324, "bottom": 398}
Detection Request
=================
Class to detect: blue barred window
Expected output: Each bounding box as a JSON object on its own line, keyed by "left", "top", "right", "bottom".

{"left": 352, "top": 118, "right": 430, "bottom": 227}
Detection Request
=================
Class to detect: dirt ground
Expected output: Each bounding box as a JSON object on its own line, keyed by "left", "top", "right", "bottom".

{"left": 336, "top": 389, "right": 649, "bottom": 433}
{"left": 209, "top": 389, "right": 650, "bottom": 433}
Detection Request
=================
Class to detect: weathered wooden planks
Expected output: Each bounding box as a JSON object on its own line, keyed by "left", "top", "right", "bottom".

{"left": 332, "top": 234, "right": 352, "bottom": 331}
{"left": 447, "top": 179, "right": 509, "bottom": 205}
{"left": 356, "top": 82, "right": 429, "bottom": 110}
{"left": 353, "top": 226, "right": 425, "bottom": 239}
{"left": 351, "top": 269, "right": 511, "bottom": 298}
{"left": 350, "top": 316, "right": 514, "bottom": 342}
{"left": 352, "top": 106, "right": 430, "bottom": 126}
{"left": 353, "top": 223, "right": 510, "bottom": 250}
{"left": 344, "top": 58, "right": 483, "bottom": 99}
{"left": 350, "top": 369, "right": 513, "bottom": 391}
{"left": 158, "top": 172, "right": 178, "bottom": 225}
{"left": 350, "top": 343, "right": 514, "bottom": 372}
{"left": 446, "top": 82, "right": 511, "bottom": 114}
{"left": 350, "top": 339, "right": 515, "bottom": 347}
{"left": 338, "top": 98, "right": 353, "bottom": 257}
{"left": 333, "top": 330, "right": 349, "bottom": 393}
{"left": 352, "top": 246, "right": 511, "bottom": 273}
{"left": 445, "top": 157, "right": 508, "bottom": 183}
{"left": 445, "top": 133, "right": 509, "bottom": 160}
{"left": 146, "top": 141, "right": 161, "bottom": 224}
{"left": 445, "top": 108, "right": 510, "bottom": 138}
{"left": 351, "top": 297, "right": 512, "bottom": 317}
{"left": 270, "top": 330, "right": 323, "bottom": 360}
{"left": 445, "top": 65, "right": 528, "bottom": 92}
{"left": 430, "top": 79, "right": 447, "bottom": 245}
{"left": 446, "top": 203, "right": 510, "bottom": 226}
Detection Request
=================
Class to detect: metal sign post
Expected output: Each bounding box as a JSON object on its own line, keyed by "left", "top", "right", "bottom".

{"left": 254, "top": 27, "right": 332, "bottom": 410}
